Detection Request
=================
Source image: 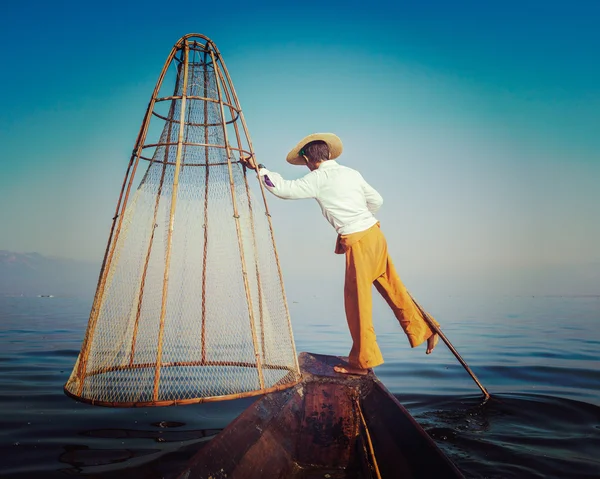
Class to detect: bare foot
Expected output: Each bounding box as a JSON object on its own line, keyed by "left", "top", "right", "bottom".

{"left": 334, "top": 365, "right": 369, "bottom": 376}
{"left": 426, "top": 333, "right": 439, "bottom": 354}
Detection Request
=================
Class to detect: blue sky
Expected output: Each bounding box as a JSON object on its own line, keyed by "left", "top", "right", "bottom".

{"left": 1, "top": 0, "right": 598, "bottom": 296}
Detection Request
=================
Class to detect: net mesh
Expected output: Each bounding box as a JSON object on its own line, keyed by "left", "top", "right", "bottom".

{"left": 65, "top": 37, "right": 300, "bottom": 406}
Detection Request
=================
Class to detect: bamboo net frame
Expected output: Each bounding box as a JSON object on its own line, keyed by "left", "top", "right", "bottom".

{"left": 64, "top": 34, "right": 301, "bottom": 407}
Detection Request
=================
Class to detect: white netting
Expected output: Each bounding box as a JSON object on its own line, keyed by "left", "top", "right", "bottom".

{"left": 65, "top": 39, "right": 300, "bottom": 406}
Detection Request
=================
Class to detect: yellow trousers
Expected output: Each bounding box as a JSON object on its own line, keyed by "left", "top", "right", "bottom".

{"left": 335, "top": 223, "right": 439, "bottom": 369}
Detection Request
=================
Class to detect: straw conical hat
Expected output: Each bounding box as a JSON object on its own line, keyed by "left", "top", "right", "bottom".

{"left": 286, "top": 133, "right": 343, "bottom": 165}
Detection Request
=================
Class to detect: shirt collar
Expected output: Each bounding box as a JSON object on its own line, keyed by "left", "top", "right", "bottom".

{"left": 317, "top": 160, "right": 339, "bottom": 170}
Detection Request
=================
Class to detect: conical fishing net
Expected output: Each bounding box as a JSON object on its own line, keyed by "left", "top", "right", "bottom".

{"left": 64, "top": 34, "right": 301, "bottom": 406}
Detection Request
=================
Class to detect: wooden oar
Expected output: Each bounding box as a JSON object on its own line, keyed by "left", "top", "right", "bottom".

{"left": 409, "top": 293, "right": 491, "bottom": 400}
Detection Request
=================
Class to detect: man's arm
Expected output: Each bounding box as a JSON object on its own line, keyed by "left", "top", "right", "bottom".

{"left": 258, "top": 167, "right": 318, "bottom": 200}
{"left": 361, "top": 176, "right": 383, "bottom": 213}
{"left": 239, "top": 155, "right": 318, "bottom": 200}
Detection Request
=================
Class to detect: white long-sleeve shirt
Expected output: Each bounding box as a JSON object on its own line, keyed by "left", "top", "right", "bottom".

{"left": 258, "top": 160, "right": 383, "bottom": 235}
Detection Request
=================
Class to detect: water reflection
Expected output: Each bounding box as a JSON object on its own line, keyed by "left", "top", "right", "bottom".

{"left": 58, "top": 444, "right": 160, "bottom": 473}
{"left": 80, "top": 425, "right": 221, "bottom": 443}
{"left": 57, "top": 423, "right": 220, "bottom": 477}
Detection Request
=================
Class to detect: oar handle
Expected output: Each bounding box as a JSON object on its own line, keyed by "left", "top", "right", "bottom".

{"left": 409, "top": 293, "right": 491, "bottom": 400}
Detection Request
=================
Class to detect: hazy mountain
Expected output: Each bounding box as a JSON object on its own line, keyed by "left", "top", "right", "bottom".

{"left": 1, "top": 250, "right": 597, "bottom": 299}
{"left": 0, "top": 251, "right": 99, "bottom": 297}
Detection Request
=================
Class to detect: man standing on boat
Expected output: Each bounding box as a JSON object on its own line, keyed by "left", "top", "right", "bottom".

{"left": 241, "top": 133, "right": 439, "bottom": 375}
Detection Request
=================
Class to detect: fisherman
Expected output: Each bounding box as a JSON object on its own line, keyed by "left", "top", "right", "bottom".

{"left": 241, "top": 133, "right": 439, "bottom": 376}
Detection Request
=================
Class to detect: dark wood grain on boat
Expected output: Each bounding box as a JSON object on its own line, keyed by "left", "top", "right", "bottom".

{"left": 297, "top": 382, "right": 359, "bottom": 469}
{"left": 178, "top": 352, "right": 464, "bottom": 478}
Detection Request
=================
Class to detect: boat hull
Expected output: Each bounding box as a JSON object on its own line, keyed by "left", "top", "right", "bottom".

{"left": 178, "top": 352, "right": 463, "bottom": 478}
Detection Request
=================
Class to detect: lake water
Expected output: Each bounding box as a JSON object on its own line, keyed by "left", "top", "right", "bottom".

{"left": 0, "top": 294, "right": 599, "bottom": 478}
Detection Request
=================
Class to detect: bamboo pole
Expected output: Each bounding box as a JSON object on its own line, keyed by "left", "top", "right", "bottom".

{"left": 141, "top": 141, "right": 249, "bottom": 152}
{"left": 156, "top": 95, "right": 238, "bottom": 109}
{"left": 201, "top": 50, "right": 210, "bottom": 365}
{"left": 357, "top": 398, "right": 382, "bottom": 479}
{"left": 138, "top": 157, "right": 250, "bottom": 166}
{"left": 208, "top": 44, "right": 265, "bottom": 390}
{"left": 129, "top": 71, "right": 180, "bottom": 366}
{"left": 214, "top": 62, "right": 267, "bottom": 360}
{"left": 128, "top": 165, "right": 166, "bottom": 366}
{"left": 409, "top": 293, "right": 491, "bottom": 400}
{"left": 75, "top": 42, "right": 181, "bottom": 396}
{"left": 88, "top": 360, "right": 296, "bottom": 377}
{"left": 153, "top": 41, "right": 191, "bottom": 401}
{"left": 152, "top": 106, "right": 240, "bottom": 126}
{"left": 64, "top": 374, "right": 300, "bottom": 408}
{"left": 215, "top": 46, "right": 300, "bottom": 375}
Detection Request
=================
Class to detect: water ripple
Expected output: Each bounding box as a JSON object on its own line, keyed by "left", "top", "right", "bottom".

{"left": 1, "top": 295, "right": 599, "bottom": 478}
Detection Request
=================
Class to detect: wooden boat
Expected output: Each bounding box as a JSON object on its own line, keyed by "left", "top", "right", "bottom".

{"left": 177, "top": 352, "right": 464, "bottom": 478}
